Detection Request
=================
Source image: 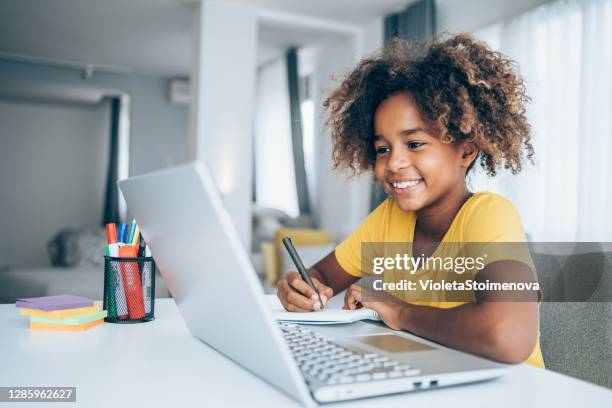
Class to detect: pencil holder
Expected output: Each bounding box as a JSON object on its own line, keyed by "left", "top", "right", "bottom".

{"left": 103, "top": 256, "right": 155, "bottom": 323}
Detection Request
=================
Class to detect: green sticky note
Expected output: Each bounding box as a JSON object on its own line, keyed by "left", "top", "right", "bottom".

{"left": 30, "top": 310, "right": 108, "bottom": 326}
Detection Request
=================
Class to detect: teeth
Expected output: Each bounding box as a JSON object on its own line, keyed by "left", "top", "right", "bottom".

{"left": 392, "top": 180, "right": 421, "bottom": 189}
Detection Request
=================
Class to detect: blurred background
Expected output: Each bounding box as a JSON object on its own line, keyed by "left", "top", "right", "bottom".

{"left": 0, "top": 0, "right": 610, "bottom": 301}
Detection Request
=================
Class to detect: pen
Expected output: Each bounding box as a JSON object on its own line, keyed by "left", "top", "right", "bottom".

{"left": 118, "top": 224, "right": 128, "bottom": 244}
{"left": 136, "top": 233, "right": 152, "bottom": 314}
{"left": 119, "top": 244, "right": 145, "bottom": 319}
{"left": 105, "top": 223, "right": 119, "bottom": 257}
{"left": 282, "top": 237, "right": 324, "bottom": 310}
{"left": 131, "top": 225, "right": 140, "bottom": 246}
{"left": 128, "top": 219, "right": 138, "bottom": 244}
{"left": 137, "top": 233, "right": 147, "bottom": 257}
{"left": 104, "top": 223, "right": 119, "bottom": 318}
{"left": 104, "top": 223, "right": 125, "bottom": 318}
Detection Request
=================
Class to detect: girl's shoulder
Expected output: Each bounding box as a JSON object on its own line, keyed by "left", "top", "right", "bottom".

{"left": 461, "top": 191, "right": 525, "bottom": 242}
{"left": 467, "top": 191, "right": 518, "bottom": 212}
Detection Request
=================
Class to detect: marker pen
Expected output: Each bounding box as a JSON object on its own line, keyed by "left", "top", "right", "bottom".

{"left": 128, "top": 219, "right": 137, "bottom": 244}
{"left": 106, "top": 223, "right": 128, "bottom": 318}
{"left": 118, "top": 224, "right": 128, "bottom": 244}
{"left": 119, "top": 245, "right": 145, "bottom": 319}
{"left": 131, "top": 225, "right": 140, "bottom": 246}
{"left": 105, "top": 223, "right": 120, "bottom": 257}
{"left": 104, "top": 224, "right": 119, "bottom": 317}
{"left": 137, "top": 233, "right": 147, "bottom": 257}
{"left": 136, "top": 234, "right": 152, "bottom": 314}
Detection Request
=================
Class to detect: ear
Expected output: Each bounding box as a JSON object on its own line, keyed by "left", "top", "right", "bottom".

{"left": 459, "top": 141, "right": 479, "bottom": 168}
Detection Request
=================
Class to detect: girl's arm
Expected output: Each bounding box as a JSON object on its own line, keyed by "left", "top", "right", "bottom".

{"left": 346, "top": 260, "right": 540, "bottom": 364}
{"left": 309, "top": 251, "right": 358, "bottom": 294}
{"left": 397, "top": 299, "right": 538, "bottom": 364}
{"left": 277, "top": 251, "right": 357, "bottom": 312}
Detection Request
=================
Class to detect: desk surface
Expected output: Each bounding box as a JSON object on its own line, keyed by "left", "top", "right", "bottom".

{"left": 1, "top": 299, "right": 610, "bottom": 407}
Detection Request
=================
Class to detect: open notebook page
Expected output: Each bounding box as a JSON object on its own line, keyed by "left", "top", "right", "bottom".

{"left": 266, "top": 295, "right": 380, "bottom": 325}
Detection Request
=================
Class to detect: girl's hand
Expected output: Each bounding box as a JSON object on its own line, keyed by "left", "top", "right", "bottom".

{"left": 277, "top": 271, "right": 334, "bottom": 312}
{"left": 343, "top": 284, "right": 406, "bottom": 331}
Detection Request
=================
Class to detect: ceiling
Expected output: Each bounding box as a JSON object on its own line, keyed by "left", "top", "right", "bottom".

{"left": 223, "top": 0, "right": 413, "bottom": 24}
{"left": 0, "top": 0, "right": 413, "bottom": 77}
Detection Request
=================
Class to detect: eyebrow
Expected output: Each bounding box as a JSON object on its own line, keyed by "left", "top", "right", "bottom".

{"left": 400, "top": 128, "right": 425, "bottom": 136}
{"left": 373, "top": 128, "right": 425, "bottom": 141}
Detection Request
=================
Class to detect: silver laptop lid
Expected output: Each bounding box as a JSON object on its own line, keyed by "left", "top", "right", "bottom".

{"left": 118, "top": 161, "right": 312, "bottom": 405}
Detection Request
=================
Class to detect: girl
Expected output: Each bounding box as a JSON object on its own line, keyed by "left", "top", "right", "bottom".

{"left": 277, "top": 34, "right": 543, "bottom": 367}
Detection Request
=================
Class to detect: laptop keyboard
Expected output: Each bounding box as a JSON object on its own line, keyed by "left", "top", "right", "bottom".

{"left": 280, "top": 323, "right": 421, "bottom": 385}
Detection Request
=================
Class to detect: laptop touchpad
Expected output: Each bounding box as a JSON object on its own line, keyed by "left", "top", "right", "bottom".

{"left": 356, "top": 334, "right": 435, "bottom": 353}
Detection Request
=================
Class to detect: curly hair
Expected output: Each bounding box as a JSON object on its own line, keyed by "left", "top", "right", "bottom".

{"left": 323, "top": 33, "right": 534, "bottom": 177}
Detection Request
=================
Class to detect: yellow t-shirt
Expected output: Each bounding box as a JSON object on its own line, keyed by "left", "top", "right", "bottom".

{"left": 335, "top": 192, "right": 544, "bottom": 368}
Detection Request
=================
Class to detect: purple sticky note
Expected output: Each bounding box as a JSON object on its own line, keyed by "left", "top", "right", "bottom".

{"left": 15, "top": 295, "right": 94, "bottom": 311}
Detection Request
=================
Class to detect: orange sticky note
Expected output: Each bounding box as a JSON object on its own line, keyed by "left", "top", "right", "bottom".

{"left": 30, "top": 319, "right": 104, "bottom": 331}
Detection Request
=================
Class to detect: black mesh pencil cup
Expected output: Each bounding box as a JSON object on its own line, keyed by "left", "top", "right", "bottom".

{"left": 103, "top": 256, "right": 156, "bottom": 323}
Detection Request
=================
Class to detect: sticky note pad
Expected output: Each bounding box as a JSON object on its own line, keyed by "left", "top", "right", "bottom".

{"left": 30, "top": 310, "right": 108, "bottom": 326}
{"left": 30, "top": 319, "right": 104, "bottom": 331}
{"left": 20, "top": 304, "right": 101, "bottom": 319}
{"left": 16, "top": 295, "right": 94, "bottom": 311}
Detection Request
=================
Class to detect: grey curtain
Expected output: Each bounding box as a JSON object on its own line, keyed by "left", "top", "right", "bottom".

{"left": 384, "top": 0, "right": 436, "bottom": 42}
{"left": 370, "top": 0, "right": 437, "bottom": 210}
{"left": 286, "top": 47, "right": 310, "bottom": 215}
{"left": 102, "top": 97, "right": 120, "bottom": 225}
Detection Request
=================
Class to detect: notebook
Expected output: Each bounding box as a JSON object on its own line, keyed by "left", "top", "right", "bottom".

{"left": 266, "top": 295, "right": 380, "bottom": 325}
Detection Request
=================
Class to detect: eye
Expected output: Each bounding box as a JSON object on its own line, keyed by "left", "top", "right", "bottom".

{"left": 375, "top": 146, "right": 391, "bottom": 156}
{"left": 407, "top": 141, "right": 425, "bottom": 150}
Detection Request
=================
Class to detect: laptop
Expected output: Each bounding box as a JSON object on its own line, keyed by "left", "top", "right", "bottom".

{"left": 118, "top": 161, "right": 508, "bottom": 405}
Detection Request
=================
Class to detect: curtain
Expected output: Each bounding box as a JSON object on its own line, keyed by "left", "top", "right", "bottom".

{"left": 372, "top": 0, "right": 437, "bottom": 210}
{"left": 287, "top": 48, "right": 310, "bottom": 215}
{"left": 472, "top": 0, "right": 612, "bottom": 241}
{"left": 102, "top": 95, "right": 130, "bottom": 225}
{"left": 254, "top": 57, "right": 299, "bottom": 217}
{"left": 102, "top": 97, "right": 121, "bottom": 225}
{"left": 384, "top": 0, "right": 436, "bottom": 42}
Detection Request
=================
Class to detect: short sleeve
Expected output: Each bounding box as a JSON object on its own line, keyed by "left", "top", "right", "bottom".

{"left": 463, "top": 193, "right": 534, "bottom": 269}
{"left": 335, "top": 198, "right": 392, "bottom": 277}
{"left": 463, "top": 193, "right": 527, "bottom": 243}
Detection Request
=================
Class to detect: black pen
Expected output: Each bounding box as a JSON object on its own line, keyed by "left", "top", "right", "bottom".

{"left": 137, "top": 233, "right": 147, "bottom": 257}
{"left": 282, "top": 237, "right": 324, "bottom": 310}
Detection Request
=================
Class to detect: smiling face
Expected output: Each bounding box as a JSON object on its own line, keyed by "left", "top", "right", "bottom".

{"left": 373, "top": 93, "right": 475, "bottom": 213}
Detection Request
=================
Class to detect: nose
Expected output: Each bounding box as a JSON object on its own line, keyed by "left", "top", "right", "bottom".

{"left": 387, "top": 148, "right": 411, "bottom": 173}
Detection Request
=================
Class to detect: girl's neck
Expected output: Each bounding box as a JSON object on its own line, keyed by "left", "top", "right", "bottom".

{"left": 415, "top": 184, "right": 472, "bottom": 242}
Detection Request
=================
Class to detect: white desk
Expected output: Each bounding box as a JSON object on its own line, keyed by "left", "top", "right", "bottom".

{"left": 1, "top": 299, "right": 610, "bottom": 407}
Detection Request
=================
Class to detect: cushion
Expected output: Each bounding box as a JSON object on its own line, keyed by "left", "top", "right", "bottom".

{"left": 535, "top": 249, "right": 612, "bottom": 388}
{"left": 47, "top": 227, "right": 106, "bottom": 269}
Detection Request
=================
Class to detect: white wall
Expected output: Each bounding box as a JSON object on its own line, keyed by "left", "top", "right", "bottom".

{"left": 190, "top": 1, "right": 258, "bottom": 248}
{"left": 0, "top": 98, "right": 110, "bottom": 267}
{"left": 0, "top": 61, "right": 189, "bottom": 268}
{"left": 188, "top": 4, "right": 384, "bottom": 246}
{"left": 313, "top": 18, "right": 383, "bottom": 241}
{"left": 313, "top": 43, "right": 365, "bottom": 239}
{"left": 0, "top": 61, "right": 190, "bottom": 178}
